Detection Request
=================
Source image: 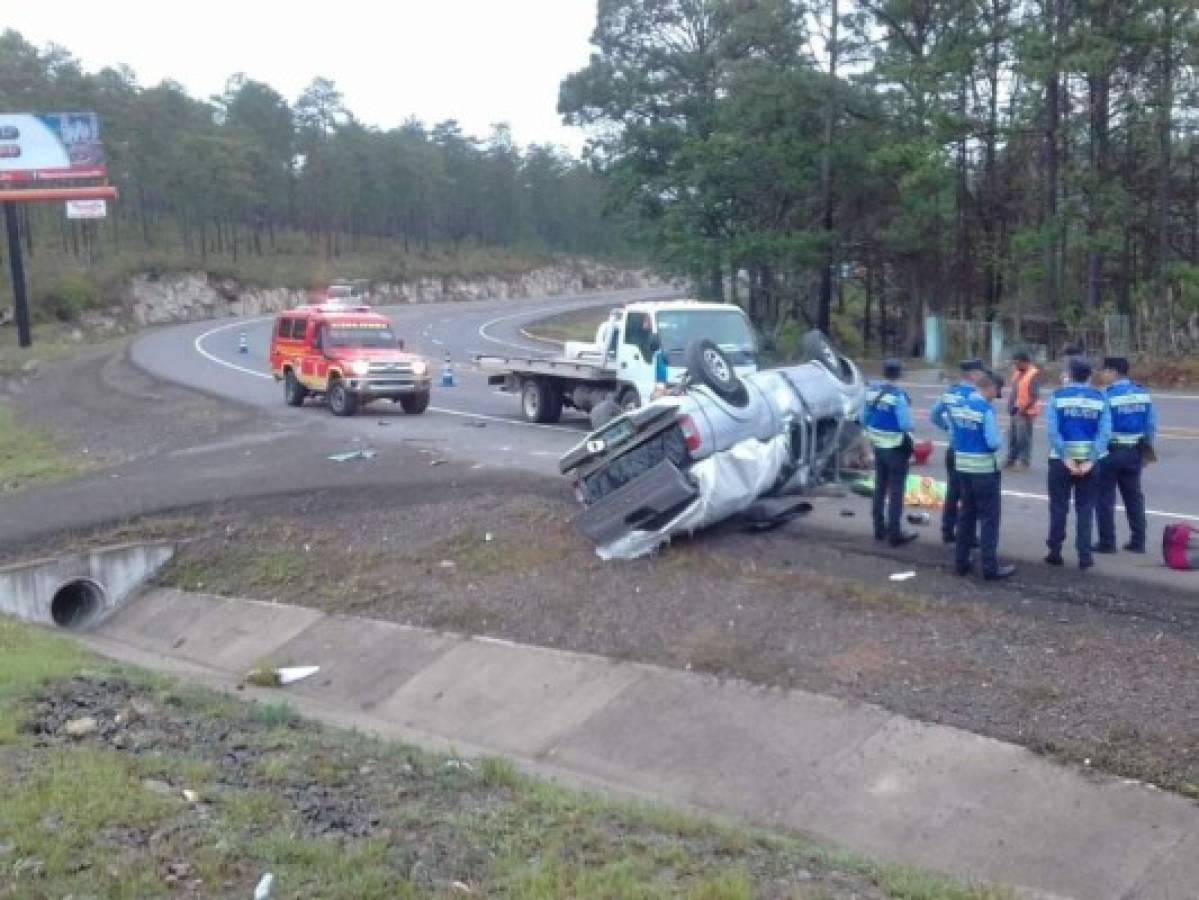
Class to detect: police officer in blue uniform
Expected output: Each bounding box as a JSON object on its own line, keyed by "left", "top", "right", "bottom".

{"left": 930, "top": 359, "right": 985, "bottom": 545}
{"left": 1045, "top": 357, "right": 1112, "bottom": 569}
{"left": 948, "top": 371, "right": 1016, "bottom": 580}
{"left": 863, "top": 360, "right": 918, "bottom": 546}
{"left": 1094, "top": 357, "right": 1155, "bottom": 554}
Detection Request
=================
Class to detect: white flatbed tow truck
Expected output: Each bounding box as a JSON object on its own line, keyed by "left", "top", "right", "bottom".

{"left": 477, "top": 300, "right": 759, "bottom": 424}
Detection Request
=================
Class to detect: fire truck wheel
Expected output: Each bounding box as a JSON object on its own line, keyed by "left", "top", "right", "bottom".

{"left": 284, "top": 370, "right": 308, "bottom": 407}
{"left": 400, "top": 392, "right": 430, "bottom": 415}
{"left": 328, "top": 379, "right": 359, "bottom": 417}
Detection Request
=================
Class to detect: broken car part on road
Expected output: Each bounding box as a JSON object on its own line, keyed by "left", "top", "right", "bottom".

{"left": 560, "top": 332, "right": 866, "bottom": 559}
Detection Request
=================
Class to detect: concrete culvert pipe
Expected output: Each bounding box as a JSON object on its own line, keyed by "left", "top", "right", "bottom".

{"left": 50, "top": 579, "right": 105, "bottom": 629}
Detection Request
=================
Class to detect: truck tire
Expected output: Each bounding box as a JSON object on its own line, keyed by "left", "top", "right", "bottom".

{"left": 589, "top": 399, "right": 621, "bottom": 430}
{"left": 328, "top": 378, "right": 359, "bottom": 417}
{"left": 686, "top": 339, "right": 749, "bottom": 407}
{"left": 521, "top": 378, "right": 562, "bottom": 423}
{"left": 400, "top": 391, "right": 430, "bottom": 415}
{"left": 284, "top": 370, "right": 308, "bottom": 407}
{"left": 618, "top": 387, "right": 641, "bottom": 413}
{"left": 800, "top": 330, "right": 855, "bottom": 386}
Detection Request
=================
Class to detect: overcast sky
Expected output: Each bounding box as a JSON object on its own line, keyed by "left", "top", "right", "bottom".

{"left": 6, "top": 0, "right": 598, "bottom": 151}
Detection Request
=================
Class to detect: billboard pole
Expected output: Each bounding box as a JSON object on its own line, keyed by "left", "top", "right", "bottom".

{"left": 3, "top": 202, "right": 31, "bottom": 348}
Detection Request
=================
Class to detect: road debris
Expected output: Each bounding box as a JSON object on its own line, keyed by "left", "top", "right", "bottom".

{"left": 253, "top": 872, "right": 275, "bottom": 900}
{"left": 889, "top": 571, "right": 917, "bottom": 582}
{"left": 245, "top": 666, "right": 320, "bottom": 687}
{"left": 907, "top": 511, "right": 931, "bottom": 525}
{"left": 327, "top": 449, "right": 376, "bottom": 462}
{"left": 463, "top": 421, "right": 487, "bottom": 429}
{"left": 182, "top": 788, "right": 201, "bottom": 803}
{"left": 278, "top": 666, "right": 320, "bottom": 685}
{"left": 430, "top": 459, "right": 447, "bottom": 467}
{"left": 64, "top": 716, "right": 98, "bottom": 738}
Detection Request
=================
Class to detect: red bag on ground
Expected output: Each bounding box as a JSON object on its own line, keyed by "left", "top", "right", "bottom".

{"left": 1162, "top": 523, "right": 1199, "bottom": 571}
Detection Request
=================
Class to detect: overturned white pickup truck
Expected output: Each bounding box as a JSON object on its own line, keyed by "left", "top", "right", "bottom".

{"left": 559, "top": 332, "right": 866, "bottom": 559}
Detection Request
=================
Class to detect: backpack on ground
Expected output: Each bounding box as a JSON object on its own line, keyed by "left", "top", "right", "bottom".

{"left": 1162, "top": 523, "right": 1199, "bottom": 571}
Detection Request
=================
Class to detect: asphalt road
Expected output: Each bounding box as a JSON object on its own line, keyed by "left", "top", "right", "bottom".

{"left": 130, "top": 288, "right": 1199, "bottom": 586}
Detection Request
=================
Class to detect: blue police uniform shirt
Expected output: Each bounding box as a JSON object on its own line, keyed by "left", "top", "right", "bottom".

{"left": 653, "top": 350, "right": 669, "bottom": 384}
{"left": 1105, "top": 378, "right": 1155, "bottom": 446}
{"left": 862, "top": 381, "right": 913, "bottom": 449}
{"left": 1046, "top": 384, "right": 1111, "bottom": 460}
{"left": 930, "top": 381, "right": 976, "bottom": 433}
{"left": 948, "top": 391, "right": 1002, "bottom": 473}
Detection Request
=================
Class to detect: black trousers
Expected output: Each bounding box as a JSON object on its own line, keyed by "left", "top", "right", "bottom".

{"left": 955, "top": 471, "right": 1001, "bottom": 575}
{"left": 873, "top": 445, "right": 909, "bottom": 541}
{"left": 1096, "top": 446, "right": 1147, "bottom": 550}
{"left": 941, "top": 448, "right": 960, "bottom": 541}
{"left": 1047, "top": 458, "right": 1097, "bottom": 562}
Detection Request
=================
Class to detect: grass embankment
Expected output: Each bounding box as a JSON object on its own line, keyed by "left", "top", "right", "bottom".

{"left": 0, "top": 401, "right": 84, "bottom": 493}
{"left": 0, "top": 617, "right": 1003, "bottom": 899}
{"left": 522, "top": 307, "right": 610, "bottom": 345}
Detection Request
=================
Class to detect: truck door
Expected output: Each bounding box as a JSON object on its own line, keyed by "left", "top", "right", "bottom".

{"left": 619, "top": 311, "right": 657, "bottom": 407}
{"left": 311, "top": 324, "right": 331, "bottom": 388}
{"left": 293, "top": 318, "right": 315, "bottom": 385}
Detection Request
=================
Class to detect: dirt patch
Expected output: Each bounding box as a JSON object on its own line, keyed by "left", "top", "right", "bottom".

{"left": 4, "top": 343, "right": 249, "bottom": 468}
{"left": 146, "top": 490, "right": 1199, "bottom": 800}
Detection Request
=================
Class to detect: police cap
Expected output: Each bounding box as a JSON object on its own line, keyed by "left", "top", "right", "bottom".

{"left": 1069, "top": 356, "right": 1093, "bottom": 381}
{"left": 959, "top": 358, "right": 985, "bottom": 373}
{"left": 1102, "top": 356, "right": 1130, "bottom": 375}
{"left": 882, "top": 358, "right": 902, "bottom": 380}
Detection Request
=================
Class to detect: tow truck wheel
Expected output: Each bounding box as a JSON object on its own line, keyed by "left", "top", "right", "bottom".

{"left": 400, "top": 391, "right": 430, "bottom": 415}
{"left": 328, "top": 379, "right": 359, "bottom": 417}
{"left": 283, "top": 370, "right": 308, "bottom": 407}
{"left": 521, "top": 378, "right": 562, "bottom": 424}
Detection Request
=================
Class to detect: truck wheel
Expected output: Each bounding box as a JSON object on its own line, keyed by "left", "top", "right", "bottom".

{"left": 618, "top": 387, "right": 641, "bottom": 413}
{"left": 521, "top": 378, "right": 562, "bottom": 423}
{"left": 800, "top": 330, "right": 855, "bottom": 386}
{"left": 400, "top": 391, "right": 430, "bottom": 415}
{"left": 686, "top": 339, "right": 749, "bottom": 407}
{"left": 284, "top": 370, "right": 308, "bottom": 407}
{"left": 328, "top": 379, "right": 359, "bottom": 417}
{"left": 589, "top": 399, "right": 621, "bottom": 430}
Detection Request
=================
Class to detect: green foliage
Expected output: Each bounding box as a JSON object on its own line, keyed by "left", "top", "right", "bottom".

{"left": 0, "top": 402, "right": 84, "bottom": 496}
{"left": 35, "top": 272, "right": 101, "bottom": 322}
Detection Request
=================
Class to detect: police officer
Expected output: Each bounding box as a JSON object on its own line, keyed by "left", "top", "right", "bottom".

{"left": 1045, "top": 357, "right": 1112, "bottom": 569}
{"left": 930, "top": 359, "right": 985, "bottom": 545}
{"left": 949, "top": 370, "right": 1015, "bottom": 579}
{"left": 863, "top": 359, "right": 918, "bottom": 546}
{"left": 1094, "top": 357, "right": 1155, "bottom": 554}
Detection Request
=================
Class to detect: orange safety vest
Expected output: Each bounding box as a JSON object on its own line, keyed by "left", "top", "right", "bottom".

{"left": 1011, "top": 365, "right": 1041, "bottom": 417}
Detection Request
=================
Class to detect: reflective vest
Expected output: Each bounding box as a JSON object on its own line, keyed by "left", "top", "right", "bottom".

{"left": 937, "top": 382, "right": 976, "bottom": 435}
{"left": 864, "top": 381, "right": 905, "bottom": 449}
{"left": 1106, "top": 379, "right": 1152, "bottom": 446}
{"left": 949, "top": 392, "right": 999, "bottom": 473}
{"left": 1050, "top": 384, "right": 1107, "bottom": 460}
{"left": 1010, "top": 365, "right": 1041, "bottom": 417}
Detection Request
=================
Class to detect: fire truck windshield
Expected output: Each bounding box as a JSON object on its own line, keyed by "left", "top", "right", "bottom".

{"left": 324, "top": 324, "right": 398, "bottom": 349}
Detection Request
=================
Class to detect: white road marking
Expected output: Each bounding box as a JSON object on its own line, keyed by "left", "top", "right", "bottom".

{"left": 194, "top": 317, "right": 275, "bottom": 379}
{"left": 477, "top": 301, "right": 606, "bottom": 352}
{"left": 999, "top": 489, "right": 1199, "bottom": 523}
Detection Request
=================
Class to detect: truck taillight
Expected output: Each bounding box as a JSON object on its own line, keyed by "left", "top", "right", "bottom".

{"left": 679, "top": 414, "right": 702, "bottom": 453}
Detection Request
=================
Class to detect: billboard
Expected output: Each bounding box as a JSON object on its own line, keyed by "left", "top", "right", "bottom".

{"left": 0, "top": 113, "right": 107, "bottom": 184}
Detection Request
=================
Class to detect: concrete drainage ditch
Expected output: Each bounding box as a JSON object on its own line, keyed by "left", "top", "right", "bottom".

{"left": 0, "top": 543, "right": 175, "bottom": 630}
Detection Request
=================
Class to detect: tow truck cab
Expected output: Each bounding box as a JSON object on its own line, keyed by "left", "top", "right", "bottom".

{"left": 268, "top": 303, "right": 432, "bottom": 417}
{"left": 566, "top": 301, "right": 759, "bottom": 405}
